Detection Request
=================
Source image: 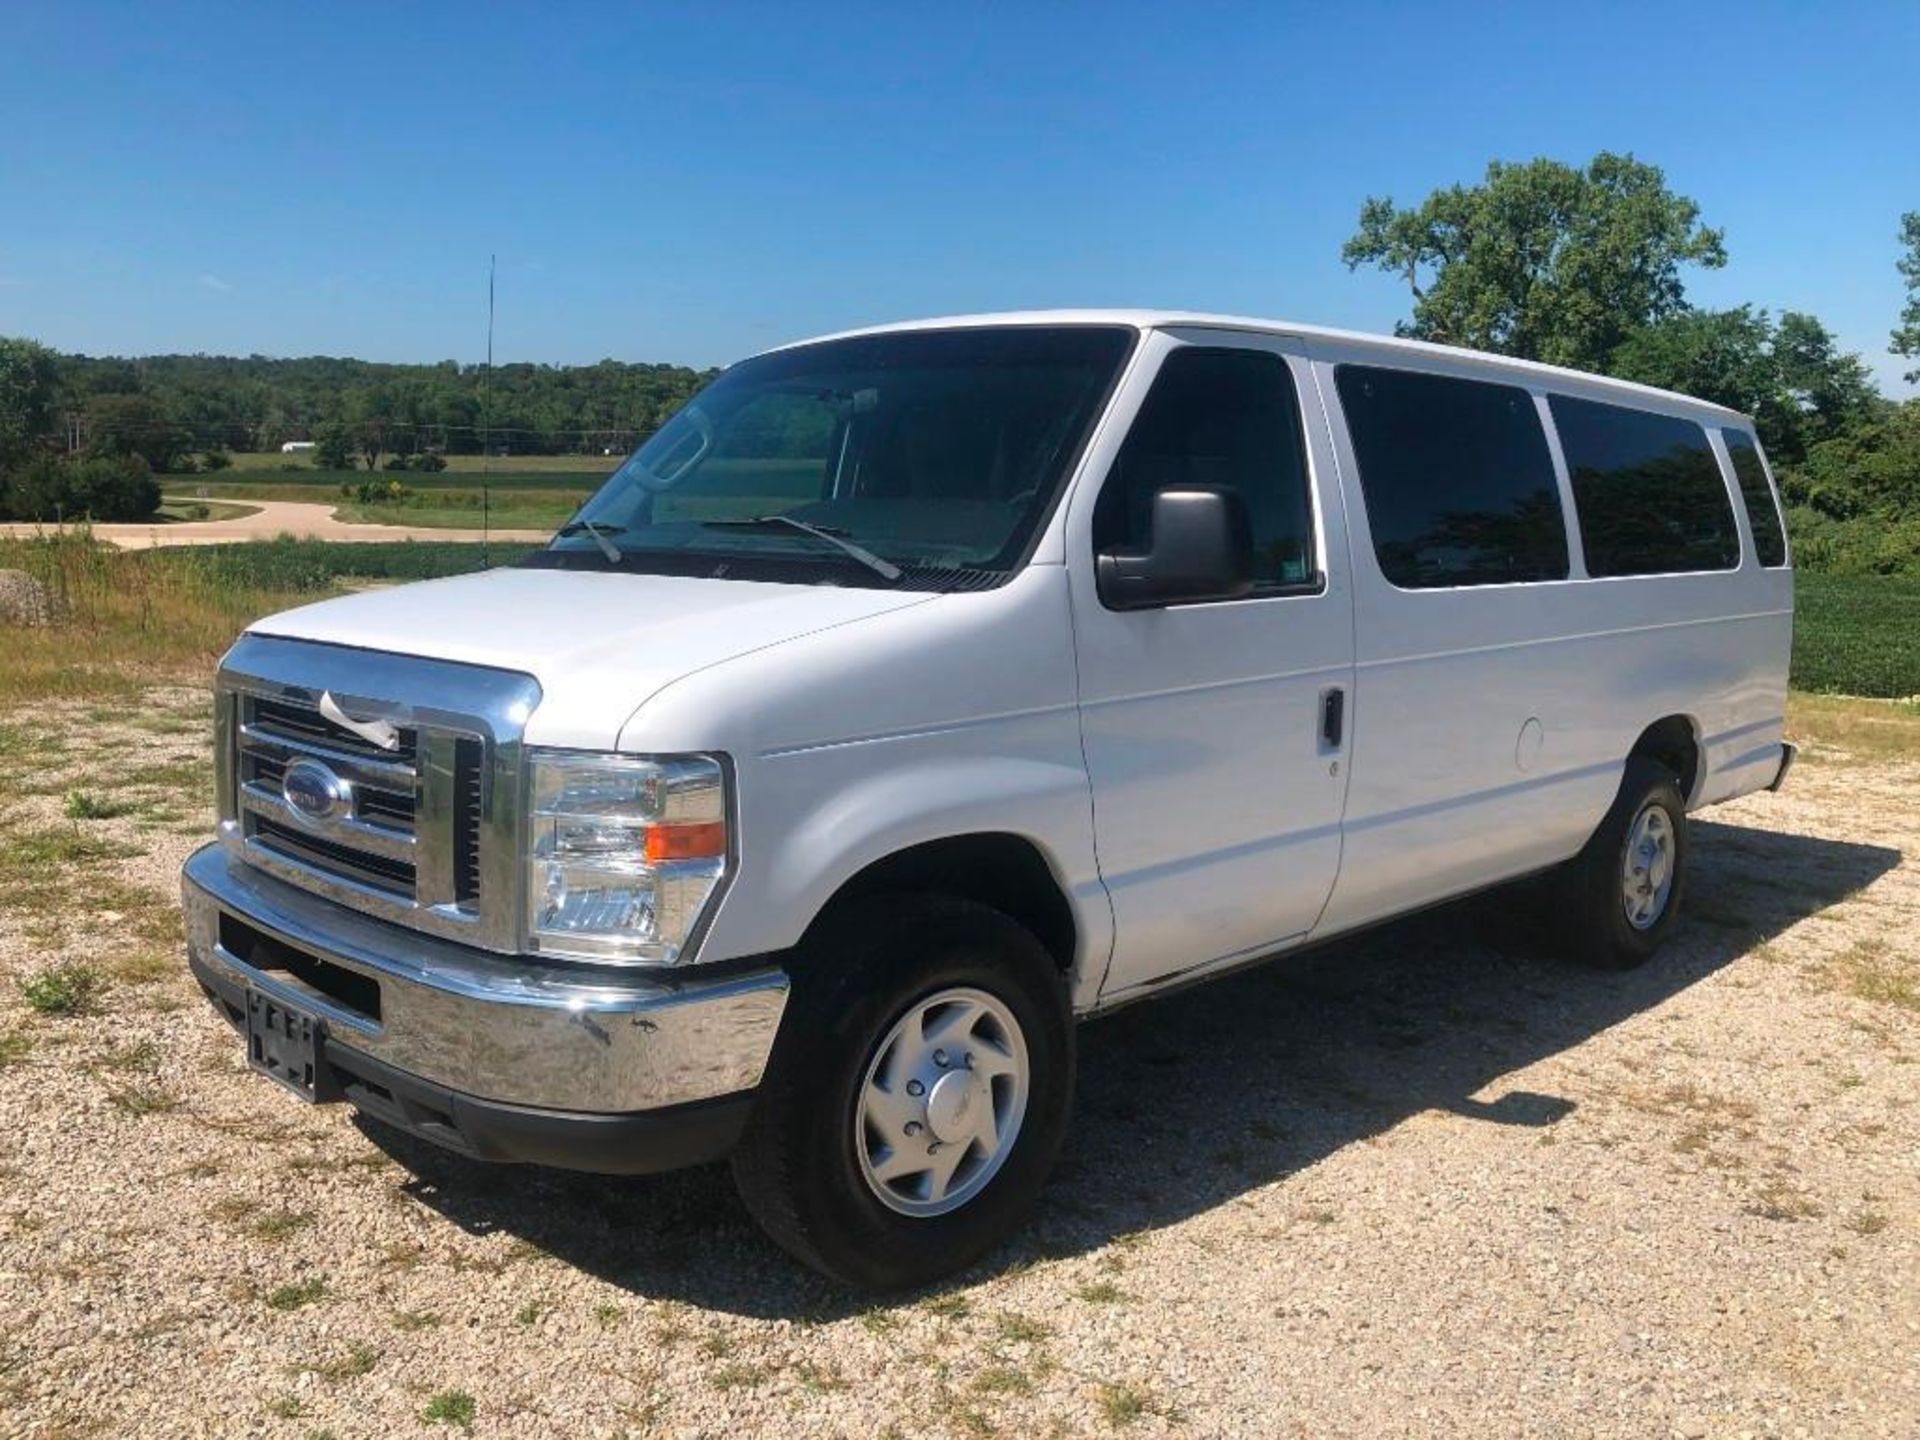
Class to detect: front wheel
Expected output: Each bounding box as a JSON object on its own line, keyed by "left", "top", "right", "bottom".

{"left": 1554, "top": 755, "right": 1689, "bottom": 970}
{"left": 730, "top": 895, "right": 1074, "bottom": 1289}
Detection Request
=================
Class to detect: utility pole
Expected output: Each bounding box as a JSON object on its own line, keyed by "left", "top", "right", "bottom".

{"left": 482, "top": 253, "right": 495, "bottom": 566}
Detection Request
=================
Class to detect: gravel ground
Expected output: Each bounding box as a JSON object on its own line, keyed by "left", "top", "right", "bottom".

{"left": 1, "top": 689, "right": 1916, "bottom": 1439}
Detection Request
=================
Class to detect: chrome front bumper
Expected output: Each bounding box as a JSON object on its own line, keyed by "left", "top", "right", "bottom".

{"left": 181, "top": 843, "right": 788, "bottom": 1115}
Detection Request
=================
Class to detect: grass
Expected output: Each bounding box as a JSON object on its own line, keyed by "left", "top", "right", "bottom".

{"left": 63, "top": 789, "right": 131, "bottom": 820}
{"left": 20, "top": 963, "right": 103, "bottom": 1016}
{"left": 264, "top": 1276, "right": 328, "bottom": 1311}
{"left": 422, "top": 1390, "right": 477, "bottom": 1430}
{"left": 0, "top": 1030, "right": 33, "bottom": 1070}
{"left": 223, "top": 450, "right": 619, "bottom": 480}
{"left": 0, "top": 534, "right": 530, "bottom": 703}
{"left": 1793, "top": 573, "right": 1920, "bottom": 698}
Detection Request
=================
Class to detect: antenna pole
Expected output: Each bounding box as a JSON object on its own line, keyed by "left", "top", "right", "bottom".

{"left": 482, "top": 254, "right": 495, "bottom": 565}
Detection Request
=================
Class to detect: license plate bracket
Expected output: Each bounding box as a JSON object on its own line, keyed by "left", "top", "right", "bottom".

{"left": 246, "top": 988, "right": 340, "bottom": 1102}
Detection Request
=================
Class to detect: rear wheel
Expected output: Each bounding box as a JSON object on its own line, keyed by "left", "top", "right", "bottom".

{"left": 730, "top": 894, "right": 1073, "bottom": 1289}
{"left": 1555, "top": 755, "right": 1689, "bottom": 970}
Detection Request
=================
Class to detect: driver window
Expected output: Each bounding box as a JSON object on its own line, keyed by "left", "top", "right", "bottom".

{"left": 1092, "top": 347, "right": 1316, "bottom": 590}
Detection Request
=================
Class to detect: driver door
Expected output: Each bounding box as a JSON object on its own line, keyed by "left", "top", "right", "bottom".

{"left": 1068, "top": 330, "right": 1356, "bottom": 999}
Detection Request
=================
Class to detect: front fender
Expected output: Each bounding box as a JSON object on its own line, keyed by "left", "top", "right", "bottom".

{"left": 701, "top": 740, "right": 1114, "bottom": 1009}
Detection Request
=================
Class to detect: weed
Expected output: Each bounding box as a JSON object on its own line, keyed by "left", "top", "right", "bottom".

{"left": 972, "top": 1365, "right": 1033, "bottom": 1396}
{"left": 423, "top": 1390, "right": 477, "bottom": 1430}
{"left": 392, "top": 1309, "right": 440, "bottom": 1331}
{"left": 1073, "top": 1281, "right": 1129, "bottom": 1304}
{"left": 316, "top": 1341, "right": 380, "bottom": 1381}
{"left": 265, "top": 1276, "right": 328, "bottom": 1311}
{"left": 710, "top": 1362, "right": 766, "bottom": 1390}
{"left": 266, "top": 1395, "right": 304, "bottom": 1419}
{"left": 593, "top": 1300, "right": 624, "bottom": 1330}
{"left": 516, "top": 1301, "right": 542, "bottom": 1326}
{"left": 0, "top": 1031, "right": 33, "bottom": 1071}
{"left": 107, "top": 1085, "right": 178, "bottom": 1117}
{"left": 1845, "top": 1210, "right": 1890, "bottom": 1236}
{"left": 63, "top": 789, "right": 131, "bottom": 820}
{"left": 251, "top": 1210, "right": 313, "bottom": 1242}
{"left": 1097, "top": 1383, "right": 1152, "bottom": 1427}
{"left": 922, "top": 1293, "right": 971, "bottom": 1319}
{"left": 993, "top": 1311, "right": 1051, "bottom": 1344}
{"left": 21, "top": 963, "right": 103, "bottom": 1016}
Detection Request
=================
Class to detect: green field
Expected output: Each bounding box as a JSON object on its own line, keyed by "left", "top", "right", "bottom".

{"left": 1791, "top": 573, "right": 1920, "bottom": 699}
{"left": 218, "top": 452, "right": 618, "bottom": 489}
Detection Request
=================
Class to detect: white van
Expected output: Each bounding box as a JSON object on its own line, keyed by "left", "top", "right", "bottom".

{"left": 182, "top": 312, "right": 1795, "bottom": 1287}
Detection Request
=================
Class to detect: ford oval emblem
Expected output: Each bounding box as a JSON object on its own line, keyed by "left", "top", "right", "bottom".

{"left": 282, "top": 757, "right": 351, "bottom": 827}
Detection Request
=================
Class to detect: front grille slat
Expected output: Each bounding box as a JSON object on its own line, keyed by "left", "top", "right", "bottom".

{"left": 236, "top": 693, "right": 433, "bottom": 905}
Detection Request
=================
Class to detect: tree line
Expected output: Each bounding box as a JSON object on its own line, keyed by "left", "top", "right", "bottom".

{"left": 1344, "top": 152, "right": 1920, "bottom": 575}
{"left": 4, "top": 151, "right": 1918, "bottom": 555}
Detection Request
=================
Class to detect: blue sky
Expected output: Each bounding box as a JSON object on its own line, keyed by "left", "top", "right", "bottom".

{"left": 2, "top": 2, "right": 1915, "bottom": 393}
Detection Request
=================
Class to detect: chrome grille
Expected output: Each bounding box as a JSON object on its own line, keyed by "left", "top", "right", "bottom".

{"left": 237, "top": 693, "right": 422, "bottom": 901}
{"left": 215, "top": 634, "right": 543, "bottom": 953}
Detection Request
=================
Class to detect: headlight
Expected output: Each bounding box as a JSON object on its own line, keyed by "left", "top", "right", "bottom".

{"left": 524, "top": 750, "right": 729, "bottom": 964}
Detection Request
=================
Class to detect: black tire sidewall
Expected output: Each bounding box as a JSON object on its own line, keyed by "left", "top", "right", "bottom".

{"left": 733, "top": 895, "right": 1073, "bottom": 1289}
{"left": 1570, "top": 756, "right": 1689, "bottom": 969}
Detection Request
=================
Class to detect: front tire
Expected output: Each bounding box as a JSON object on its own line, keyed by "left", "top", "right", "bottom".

{"left": 1556, "top": 755, "right": 1689, "bottom": 970}
{"left": 730, "top": 895, "right": 1074, "bottom": 1289}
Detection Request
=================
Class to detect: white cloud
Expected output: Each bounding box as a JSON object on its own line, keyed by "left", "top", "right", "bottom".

{"left": 198, "top": 274, "right": 233, "bottom": 292}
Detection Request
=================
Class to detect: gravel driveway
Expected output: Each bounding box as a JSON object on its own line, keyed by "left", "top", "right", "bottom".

{"left": 2, "top": 690, "right": 1915, "bottom": 1439}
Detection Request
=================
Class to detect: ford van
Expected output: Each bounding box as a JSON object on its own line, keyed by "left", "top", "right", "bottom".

{"left": 182, "top": 312, "right": 1796, "bottom": 1287}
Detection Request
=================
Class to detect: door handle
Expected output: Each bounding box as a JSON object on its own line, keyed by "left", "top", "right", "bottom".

{"left": 1321, "top": 687, "right": 1345, "bottom": 748}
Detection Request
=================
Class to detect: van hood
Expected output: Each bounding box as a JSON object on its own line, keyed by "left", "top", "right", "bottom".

{"left": 248, "top": 566, "right": 937, "bottom": 749}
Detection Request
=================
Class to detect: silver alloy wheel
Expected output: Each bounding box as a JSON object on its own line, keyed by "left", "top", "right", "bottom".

{"left": 854, "top": 986, "right": 1031, "bottom": 1218}
{"left": 1621, "top": 800, "right": 1676, "bottom": 930}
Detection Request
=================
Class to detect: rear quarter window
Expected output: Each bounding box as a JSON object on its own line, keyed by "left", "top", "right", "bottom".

{"left": 1334, "top": 364, "right": 1568, "bottom": 589}
{"left": 1722, "top": 430, "right": 1788, "bottom": 568}
{"left": 1548, "top": 395, "right": 1740, "bottom": 577}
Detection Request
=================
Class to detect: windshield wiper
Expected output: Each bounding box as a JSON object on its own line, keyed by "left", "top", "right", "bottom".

{"left": 554, "top": 519, "right": 623, "bottom": 563}
{"left": 701, "top": 515, "right": 902, "bottom": 583}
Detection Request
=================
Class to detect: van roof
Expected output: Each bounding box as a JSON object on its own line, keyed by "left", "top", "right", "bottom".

{"left": 774, "top": 309, "right": 1750, "bottom": 423}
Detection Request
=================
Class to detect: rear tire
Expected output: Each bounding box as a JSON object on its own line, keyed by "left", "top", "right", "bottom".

{"left": 1555, "top": 755, "right": 1689, "bottom": 970}
{"left": 730, "top": 894, "right": 1074, "bottom": 1290}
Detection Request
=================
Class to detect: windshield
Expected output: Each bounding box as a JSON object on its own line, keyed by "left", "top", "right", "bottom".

{"left": 526, "top": 325, "right": 1135, "bottom": 587}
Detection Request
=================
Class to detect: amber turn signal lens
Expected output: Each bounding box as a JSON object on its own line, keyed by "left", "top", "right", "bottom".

{"left": 644, "top": 821, "right": 727, "bottom": 862}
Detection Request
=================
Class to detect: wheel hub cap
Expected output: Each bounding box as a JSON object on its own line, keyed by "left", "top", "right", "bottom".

{"left": 1621, "top": 801, "right": 1676, "bottom": 931}
{"left": 854, "top": 986, "right": 1031, "bottom": 1218}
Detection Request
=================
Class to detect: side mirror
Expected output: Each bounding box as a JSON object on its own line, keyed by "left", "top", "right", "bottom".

{"left": 1096, "top": 486, "right": 1255, "bottom": 610}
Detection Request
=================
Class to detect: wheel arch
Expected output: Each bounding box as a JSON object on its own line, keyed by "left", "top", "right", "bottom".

{"left": 806, "top": 832, "right": 1080, "bottom": 978}
{"left": 1628, "top": 714, "right": 1703, "bottom": 806}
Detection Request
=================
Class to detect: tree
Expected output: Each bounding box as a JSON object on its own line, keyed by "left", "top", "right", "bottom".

{"left": 1608, "top": 306, "right": 1877, "bottom": 465}
{"left": 1894, "top": 211, "right": 1920, "bottom": 386}
{"left": 0, "top": 337, "right": 62, "bottom": 474}
{"left": 0, "top": 453, "right": 159, "bottom": 523}
{"left": 1343, "top": 152, "right": 1726, "bottom": 371}
{"left": 311, "top": 421, "right": 355, "bottom": 470}
{"left": 83, "top": 392, "right": 190, "bottom": 472}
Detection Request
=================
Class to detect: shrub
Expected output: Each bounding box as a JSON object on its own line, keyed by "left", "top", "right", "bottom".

{"left": 413, "top": 451, "right": 448, "bottom": 472}
{"left": 0, "top": 453, "right": 160, "bottom": 523}
{"left": 201, "top": 448, "right": 232, "bottom": 471}
{"left": 383, "top": 454, "right": 412, "bottom": 472}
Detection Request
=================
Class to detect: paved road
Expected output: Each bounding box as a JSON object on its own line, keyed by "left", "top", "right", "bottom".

{"left": 0, "top": 498, "right": 555, "bottom": 550}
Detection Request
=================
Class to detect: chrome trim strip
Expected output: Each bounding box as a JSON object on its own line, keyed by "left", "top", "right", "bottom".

{"left": 183, "top": 843, "right": 788, "bottom": 1113}
{"left": 239, "top": 783, "right": 418, "bottom": 862}
{"left": 238, "top": 722, "right": 419, "bottom": 788}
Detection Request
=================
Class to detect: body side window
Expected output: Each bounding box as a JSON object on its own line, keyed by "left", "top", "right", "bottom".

{"left": 1722, "top": 429, "right": 1788, "bottom": 568}
{"left": 1548, "top": 394, "right": 1740, "bottom": 576}
{"left": 1333, "top": 364, "right": 1569, "bottom": 589}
